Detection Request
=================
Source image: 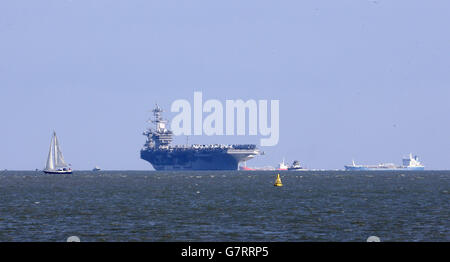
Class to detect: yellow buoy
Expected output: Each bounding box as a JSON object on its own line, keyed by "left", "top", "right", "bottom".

{"left": 274, "top": 174, "right": 283, "bottom": 187}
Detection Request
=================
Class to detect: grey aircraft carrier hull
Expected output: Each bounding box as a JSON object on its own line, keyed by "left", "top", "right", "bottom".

{"left": 140, "top": 147, "right": 258, "bottom": 171}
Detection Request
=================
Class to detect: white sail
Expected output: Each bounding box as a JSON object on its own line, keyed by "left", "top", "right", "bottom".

{"left": 54, "top": 134, "right": 68, "bottom": 168}
{"left": 45, "top": 136, "right": 55, "bottom": 170}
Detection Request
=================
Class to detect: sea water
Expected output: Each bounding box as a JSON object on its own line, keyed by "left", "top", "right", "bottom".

{"left": 0, "top": 171, "right": 448, "bottom": 242}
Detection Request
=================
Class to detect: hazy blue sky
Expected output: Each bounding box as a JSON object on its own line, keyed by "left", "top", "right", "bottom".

{"left": 1, "top": 0, "right": 450, "bottom": 170}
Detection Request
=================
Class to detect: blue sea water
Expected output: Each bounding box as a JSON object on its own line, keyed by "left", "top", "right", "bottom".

{"left": 0, "top": 170, "right": 448, "bottom": 242}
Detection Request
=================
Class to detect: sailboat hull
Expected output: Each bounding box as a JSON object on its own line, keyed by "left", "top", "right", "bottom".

{"left": 43, "top": 170, "right": 72, "bottom": 174}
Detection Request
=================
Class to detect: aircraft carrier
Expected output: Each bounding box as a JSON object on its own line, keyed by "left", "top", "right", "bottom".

{"left": 140, "top": 105, "right": 260, "bottom": 170}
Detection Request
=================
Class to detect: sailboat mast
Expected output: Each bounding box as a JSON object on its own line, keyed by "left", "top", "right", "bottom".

{"left": 53, "top": 133, "right": 59, "bottom": 166}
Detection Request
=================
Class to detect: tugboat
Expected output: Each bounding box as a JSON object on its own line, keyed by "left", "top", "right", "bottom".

{"left": 239, "top": 161, "right": 256, "bottom": 171}
{"left": 43, "top": 132, "right": 72, "bottom": 174}
{"left": 92, "top": 166, "right": 101, "bottom": 171}
{"left": 288, "top": 160, "right": 305, "bottom": 171}
{"left": 277, "top": 158, "right": 288, "bottom": 170}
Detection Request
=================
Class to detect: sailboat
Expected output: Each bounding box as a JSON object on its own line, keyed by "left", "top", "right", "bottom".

{"left": 44, "top": 131, "right": 72, "bottom": 174}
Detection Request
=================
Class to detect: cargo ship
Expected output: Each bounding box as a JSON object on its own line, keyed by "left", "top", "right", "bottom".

{"left": 140, "top": 105, "right": 260, "bottom": 170}
{"left": 344, "top": 154, "right": 425, "bottom": 171}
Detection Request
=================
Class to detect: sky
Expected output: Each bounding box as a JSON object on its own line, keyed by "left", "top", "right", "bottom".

{"left": 1, "top": 0, "right": 450, "bottom": 170}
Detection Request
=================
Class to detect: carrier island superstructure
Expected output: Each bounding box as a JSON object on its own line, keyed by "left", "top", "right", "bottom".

{"left": 140, "top": 105, "right": 260, "bottom": 170}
